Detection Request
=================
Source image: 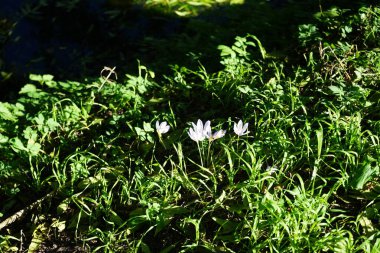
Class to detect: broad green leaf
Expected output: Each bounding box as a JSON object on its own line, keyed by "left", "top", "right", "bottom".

{"left": 10, "top": 138, "right": 26, "bottom": 153}
{"left": 0, "top": 133, "right": 9, "bottom": 144}
{"left": 143, "top": 121, "right": 154, "bottom": 132}
{"left": 29, "top": 74, "right": 42, "bottom": 82}
{"left": 27, "top": 140, "right": 41, "bottom": 156}
{"left": 19, "top": 84, "right": 44, "bottom": 98}
{"left": 135, "top": 127, "right": 144, "bottom": 136}
{"left": 34, "top": 114, "right": 44, "bottom": 126}
{"left": 350, "top": 163, "right": 378, "bottom": 190}
{"left": 29, "top": 74, "right": 53, "bottom": 83}
{"left": 19, "top": 84, "right": 37, "bottom": 94}
{"left": 23, "top": 127, "right": 38, "bottom": 141}
{"left": 0, "top": 102, "right": 17, "bottom": 121}
{"left": 46, "top": 118, "right": 60, "bottom": 131}
{"left": 329, "top": 85, "right": 344, "bottom": 96}
{"left": 218, "top": 45, "right": 236, "bottom": 58}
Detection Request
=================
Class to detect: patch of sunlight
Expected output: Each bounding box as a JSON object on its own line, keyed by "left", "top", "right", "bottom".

{"left": 140, "top": 0, "right": 245, "bottom": 17}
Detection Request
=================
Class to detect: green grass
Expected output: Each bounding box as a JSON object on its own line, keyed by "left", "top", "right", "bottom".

{"left": 1, "top": 3, "right": 380, "bottom": 253}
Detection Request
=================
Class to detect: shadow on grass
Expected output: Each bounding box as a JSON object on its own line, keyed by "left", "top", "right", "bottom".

{"left": 0, "top": 0, "right": 373, "bottom": 100}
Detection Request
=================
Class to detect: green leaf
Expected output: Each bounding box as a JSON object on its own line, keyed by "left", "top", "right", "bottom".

{"left": 109, "top": 210, "right": 123, "bottom": 226}
{"left": 135, "top": 127, "right": 144, "bottom": 137}
{"left": 0, "top": 133, "right": 9, "bottom": 144}
{"left": 0, "top": 102, "right": 17, "bottom": 121}
{"left": 46, "top": 118, "right": 60, "bottom": 131}
{"left": 250, "top": 34, "right": 266, "bottom": 59}
{"left": 19, "top": 84, "right": 37, "bottom": 94}
{"left": 162, "top": 206, "right": 188, "bottom": 216}
{"left": 358, "top": 215, "right": 375, "bottom": 235}
{"left": 27, "top": 140, "right": 41, "bottom": 156}
{"left": 28, "top": 222, "right": 48, "bottom": 252}
{"left": 237, "top": 85, "right": 253, "bottom": 94}
{"left": 29, "top": 74, "right": 42, "bottom": 82}
{"left": 212, "top": 216, "right": 239, "bottom": 234}
{"left": 10, "top": 138, "right": 26, "bottom": 153}
{"left": 42, "top": 74, "right": 54, "bottom": 82}
{"left": 316, "top": 127, "right": 323, "bottom": 159}
{"left": 143, "top": 122, "right": 154, "bottom": 132}
{"left": 51, "top": 219, "right": 66, "bottom": 233}
{"left": 218, "top": 45, "right": 236, "bottom": 58}
{"left": 314, "top": 7, "right": 341, "bottom": 20}
{"left": 329, "top": 85, "right": 344, "bottom": 96}
{"left": 23, "top": 127, "right": 38, "bottom": 141}
{"left": 57, "top": 198, "right": 70, "bottom": 215}
{"left": 350, "top": 162, "right": 378, "bottom": 190}
{"left": 34, "top": 114, "right": 45, "bottom": 127}
{"left": 29, "top": 74, "right": 54, "bottom": 83}
{"left": 19, "top": 84, "right": 44, "bottom": 98}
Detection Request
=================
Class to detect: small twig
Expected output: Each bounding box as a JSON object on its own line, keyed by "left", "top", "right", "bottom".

{"left": 20, "top": 229, "right": 24, "bottom": 251}
{"left": 98, "top": 66, "right": 117, "bottom": 92}
{"left": 0, "top": 190, "right": 57, "bottom": 231}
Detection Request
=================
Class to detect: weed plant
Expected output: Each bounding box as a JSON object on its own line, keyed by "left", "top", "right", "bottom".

{"left": 1, "top": 4, "right": 380, "bottom": 253}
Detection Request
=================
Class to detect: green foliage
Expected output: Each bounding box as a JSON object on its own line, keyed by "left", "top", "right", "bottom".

{"left": 143, "top": 0, "right": 244, "bottom": 17}
{"left": 2, "top": 4, "right": 380, "bottom": 252}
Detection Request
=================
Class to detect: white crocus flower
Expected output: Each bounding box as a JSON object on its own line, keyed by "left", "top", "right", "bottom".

{"left": 209, "top": 129, "right": 226, "bottom": 141}
{"left": 234, "top": 120, "right": 249, "bottom": 136}
{"left": 156, "top": 121, "right": 170, "bottom": 135}
{"left": 188, "top": 119, "right": 210, "bottom": 142}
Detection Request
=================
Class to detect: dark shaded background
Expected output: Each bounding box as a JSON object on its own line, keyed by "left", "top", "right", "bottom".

{"left": 0, "top": 0, "right": 372, "bottom": 100}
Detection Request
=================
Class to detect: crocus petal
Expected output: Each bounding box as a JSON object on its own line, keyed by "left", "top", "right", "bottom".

{"left": 242, "top": 122, "right": 249, "bottom": 133}
{"left": 203, "top": 120, "right": 211, "bottom": 138}
{"left": 197, "top": 119, "right": 203, "bottom": 128}
{"left": 233, "top": 123, "right": 239, "bottom": 135}
{"left": 234, "top": 121, "right": 241, "bottom": 135}
{"left": 212, "top": 129, "right": 226, "bottom": 140}
{"left": 162, "top": 124, "right": 170, "bottom": 134}
{"left": 188, "top": 128, "right": 196, "bottom": 141}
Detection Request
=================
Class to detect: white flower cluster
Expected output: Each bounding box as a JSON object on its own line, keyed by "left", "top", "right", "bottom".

{"left": 155, "top": 119, "right": 249, "bottom": 142}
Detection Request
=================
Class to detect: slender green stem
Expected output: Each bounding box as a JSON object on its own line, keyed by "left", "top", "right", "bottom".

{"left": 197, "top": 141, "right": 203, "bottom": 167}
{"left": 206, "top": 141, "right": 212, "bottom": 168}
{"left": 158, "top": 133, "right": 167, "bottom": 149}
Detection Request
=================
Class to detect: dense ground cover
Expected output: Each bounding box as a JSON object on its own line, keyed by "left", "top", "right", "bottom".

{"left": 1, "top": 1, "right": 380, "bottom": 252}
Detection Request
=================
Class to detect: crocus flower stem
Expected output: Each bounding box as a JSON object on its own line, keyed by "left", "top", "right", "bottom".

{"left": 158, "top": 134, "right": 167, "bottom": 149}
{"left": 236, "top": 136, "right": 240, "bottom": 151}
{"left": 196, "top": 141, "right": 204, "bottom": 167}
{"left": 236, "top": 136, "right": 241, "bottom": 169}
{"left": 206, "top": 141, "right": 212, "bottom": 168}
